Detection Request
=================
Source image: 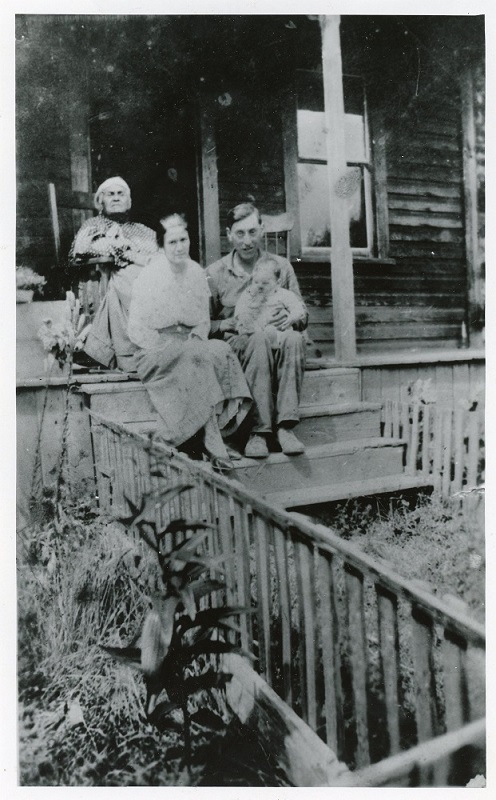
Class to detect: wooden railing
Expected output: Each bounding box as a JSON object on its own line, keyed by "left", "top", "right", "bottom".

{"left": 91, "top": 414, "right": 485, "bottom": 785}
{"left": 382, "top": 400, "right": 485, "bottom": 498}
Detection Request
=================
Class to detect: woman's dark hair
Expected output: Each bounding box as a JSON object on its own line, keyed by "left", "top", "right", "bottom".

{"left": 226, "top": 197, "right": 261, "bottom": 230}
{"left": 156, "top": 212, "right": 188, "bottom": 247}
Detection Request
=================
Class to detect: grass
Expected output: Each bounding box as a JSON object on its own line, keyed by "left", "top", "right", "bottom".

{"left": 309, "top": 491, "right": 485, "bottom": 622}
{"left": 17, "top": 498, "right": 290, "bottom": 786}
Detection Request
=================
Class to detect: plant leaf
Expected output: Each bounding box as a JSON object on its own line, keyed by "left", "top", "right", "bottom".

{"left": 147, "top": 699, "right": 182, "bottom": 728}
{"left": 167, "top": 519, "right": 215, "bottom": 536}
{"left": 140, "top": 596, "right": 179, "bottom": 675}
{"left": 182, "top": 671, "right": 232, "bottom": 698}
{"left": 188, "top": 578, "right": 226, "bottom": 601}
{"left": 116, "top": 494, "right": 146, "bottom": 526}
{"left": 185, "top": 640, "right": 251, "bottom": 659}
{"left": 180, "top": 586, "right": 197, "bottom": 621}
{"left": 189, "top": 707, "right": 226, "bottom": 731}
{"left": 100, "top": 644, "right": 143, "bottom": 670}
{"left": 178, "top": 606, "right": 252, "bottom": 634}
{"left": 167, "top": 528, "right": 212, "bottom": 558}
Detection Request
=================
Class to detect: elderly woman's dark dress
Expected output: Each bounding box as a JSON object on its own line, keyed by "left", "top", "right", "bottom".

{"left": 69, "top": 177, "right": 157, "bottom": 370}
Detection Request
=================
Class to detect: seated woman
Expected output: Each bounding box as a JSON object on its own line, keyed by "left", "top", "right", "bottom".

{"left": 128, "top": 213, "right": 252, "bottom": 466}
{"left": 69, "top": 176, "right": 158, "bottom": 370}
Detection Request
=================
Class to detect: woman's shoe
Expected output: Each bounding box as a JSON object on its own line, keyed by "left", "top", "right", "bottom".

{"left": 244, "top": 434, "right": 269, "bottom": 458}
{"left": 204, "top": 453, "right": 234, "bottom": 474}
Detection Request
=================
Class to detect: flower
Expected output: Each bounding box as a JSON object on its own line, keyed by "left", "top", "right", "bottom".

{"left": 37, "top": 292, "right": 88, "bottom": 370}
{"left": 16, "top": 266, "right": 47, "bottom": 291}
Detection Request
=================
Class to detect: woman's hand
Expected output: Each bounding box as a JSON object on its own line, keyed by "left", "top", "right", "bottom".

{"left": 219, "top": 317, "right": 237, "bottom": 333}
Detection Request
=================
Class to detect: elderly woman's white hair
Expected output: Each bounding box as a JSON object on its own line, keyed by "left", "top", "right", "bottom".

{"left": 94, "top": 177, "right": 131, "bottom": 212}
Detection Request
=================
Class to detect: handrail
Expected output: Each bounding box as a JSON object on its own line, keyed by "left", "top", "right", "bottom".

{"left": 90, "top": 411, "right": 486, "bottom": 781}
{"left": 91, "top": 413, "right": 485, "bottom": 646}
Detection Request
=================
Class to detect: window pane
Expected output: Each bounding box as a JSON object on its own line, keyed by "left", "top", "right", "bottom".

{"left": 297, "top": 109, "right": 366, "bottom": 163}
{"left": 297, "top": 110, "right": 326, "bottom": 160}
{"left": 297, "top": 163, "right": 368, "bottom": 249}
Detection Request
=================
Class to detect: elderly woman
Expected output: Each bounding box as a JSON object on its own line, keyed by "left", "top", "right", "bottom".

{"left": 69, "top": 177, "right": 158, "bottom": 370}
{"left": 128, "top": 213, "right": 252, "bottom": 466}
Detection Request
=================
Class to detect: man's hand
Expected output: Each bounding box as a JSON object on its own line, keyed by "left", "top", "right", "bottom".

{"left": 269, "top": 308, "right": 293, "bottom": 331}
{"left": 219, "top": 318, "right": 237, "bottom": 333}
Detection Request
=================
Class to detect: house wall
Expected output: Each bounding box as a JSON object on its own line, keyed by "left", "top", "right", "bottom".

{"left": 212, "top": 20, "right": 482, "bottom": 354}
{"left": 16, "top": 16, "right": 484, "bottom": 353}
{"left": 16, "top": 17, "right": 76, "bottom": 291}
{"left": 215, "top": 92, "right": 286, "bottom": 254}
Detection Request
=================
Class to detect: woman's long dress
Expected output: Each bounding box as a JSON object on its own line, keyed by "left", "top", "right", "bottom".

{"left": 128, "top": 253, "right": 252, "bottom": 446}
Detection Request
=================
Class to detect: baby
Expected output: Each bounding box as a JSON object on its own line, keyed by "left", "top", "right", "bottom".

{"left": 234, "top": 258, "right": 307, "bottom": 347}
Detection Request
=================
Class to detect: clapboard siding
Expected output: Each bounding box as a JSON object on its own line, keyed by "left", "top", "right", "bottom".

{"left": 296, "top": 256, "right": 466, "bottom": 354}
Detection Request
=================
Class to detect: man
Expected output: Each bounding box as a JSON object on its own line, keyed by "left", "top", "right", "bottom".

{"left": 69, "top": 177, "right": 158, "bottom": 370}
{"left": 206, "top": 201, "right": 308, "bottom": 457}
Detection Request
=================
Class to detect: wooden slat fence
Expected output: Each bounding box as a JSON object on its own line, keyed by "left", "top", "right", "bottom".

{"left": 382, "top": 399, "right": 485, "bottom": 498}
{"left": 91, "top": 414, "right": 485, "bottom": 786}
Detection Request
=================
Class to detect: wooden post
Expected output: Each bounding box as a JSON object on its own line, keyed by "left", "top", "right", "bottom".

{"left": 320, "top": 15, "right": 357, "bottom": 361}
{"left": 460, "top": 66, "right": 484, "bottom": 347}
{"left": 197, "top": 95, "right": 221, "bottom": 266}
{"left": 281, "top": 85, "right": 302, "bottom": 259}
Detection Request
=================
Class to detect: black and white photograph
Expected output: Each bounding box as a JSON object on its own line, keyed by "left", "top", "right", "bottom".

{"left": 11, "top": 5, "right": 486, "bottom": 790}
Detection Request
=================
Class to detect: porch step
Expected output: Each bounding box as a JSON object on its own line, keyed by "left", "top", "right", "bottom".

{"left": 300, "top": 367, "right": 360, "bottom": 405}
{"left": 230, "top": 438, "right": 406, "bottom": 497}
{"left": 78, "top": 366, "right": 362, "bottom": 425}
{"left": 298, "top": 401, "right": 382, "bottom": 445}
{"left": 114, "top": 400, "right": 384, "bottom": 447}
{"left": 263, "top": 474, "right": 433, "bottom": 510}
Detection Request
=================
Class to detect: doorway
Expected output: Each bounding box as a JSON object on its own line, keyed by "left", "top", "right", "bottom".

{"left": 89, "top": 97, "right": 200, "bottom": 262}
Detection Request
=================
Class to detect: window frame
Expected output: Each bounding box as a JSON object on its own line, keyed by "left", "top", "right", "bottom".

{"left": 284, "top": 70, "right": 389, "bottom": 262}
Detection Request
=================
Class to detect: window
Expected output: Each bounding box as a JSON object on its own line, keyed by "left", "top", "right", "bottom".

{"left": 296, "top": 71, "right": 374, "bottom": 256}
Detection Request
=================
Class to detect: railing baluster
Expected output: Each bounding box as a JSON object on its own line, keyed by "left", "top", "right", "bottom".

{"left": 432, "top": 407, "right": 443, "bottom": 492}
{"left": 421, "top": 403, "right": 431, "bottom": 477}
{"left": 110, "top": 429, "right": 125, "bottom": 516}
{"left": 384, "top": 398, "right": 392, "bottom": 438}
{"left": 376, "top": 585, "right": 401, "bottom": 756}
{"left": 274, "top": 525, "right": 293, "bottom": 706}
{"left": 442, "top": 628, "right": 469, "bottom": 731}
{"left": 253, "top": 512, "right": 273, "bottom": 685}
{"left": 441, "top": 409, "right": 453, "bottom": 497}
{"left": 316, "top": 550, "right": 343, "bottom": 755}
{"left": 400, "top": 401, "right": 410, "bottom": 445}
{"left": 411, "top": 605, "right": 438, "bottom": 743}
{"left": 216, "top": 490, "right": 236, "bottom": 608}
{"left": 407, "top": 403, "right": 420, "bottom": 475}
{"left": 345, "top": 565, "right": 370, "bottom": 768}
{"left": 232, "top": 498, "right": 253, "bottom": 652}
{"left": 95, "top": 423, "right": 111, "bottom": 511}
{"left": 452, "top": 406, "right": 465, "bottom": 494}
{"left": 294, "top": 536, "right": 317, "bottom": 730}
{"left": 392, "top": 401, "right": 400, "bottom": 439}
{"left": 466, "top": 410, "right": 480, "bottom": 489}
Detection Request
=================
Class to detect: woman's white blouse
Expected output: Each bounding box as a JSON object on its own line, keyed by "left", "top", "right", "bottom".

{"left": 128, "top": 253, "right": 211, "bottom": 349}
